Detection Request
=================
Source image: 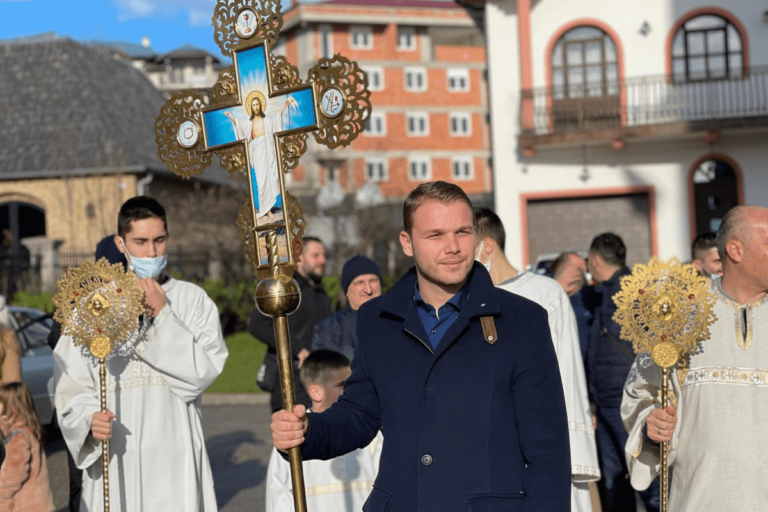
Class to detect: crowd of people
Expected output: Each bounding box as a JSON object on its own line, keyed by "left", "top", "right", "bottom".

{"left": 0, "top": 185, "right": 765, "bottom": 512}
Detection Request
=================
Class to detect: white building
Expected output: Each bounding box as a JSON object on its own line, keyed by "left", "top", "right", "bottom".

{"left": 462, "top": 0, "right": 767, "bottom": 268}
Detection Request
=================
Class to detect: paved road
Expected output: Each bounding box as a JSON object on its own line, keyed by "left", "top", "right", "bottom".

{"left": 46, "top": 403, "right": 274, "bottom": 512}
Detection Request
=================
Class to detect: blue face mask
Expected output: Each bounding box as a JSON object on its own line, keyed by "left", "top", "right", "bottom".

{"left": 120, "top": 238, "right": 168, "bottom": 280}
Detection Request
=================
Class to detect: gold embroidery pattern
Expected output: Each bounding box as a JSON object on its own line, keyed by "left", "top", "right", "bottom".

{"left": 733, "top": 306, "right": 754, "bottom": 351}
{"left": 568, "top": 421, "right": 595, "bottom": 435}
{"left": 572, "top": 465, "right": 601, "bottom": 478}
{"left": 683, "top": 366, "right": 768, "bottom": 388}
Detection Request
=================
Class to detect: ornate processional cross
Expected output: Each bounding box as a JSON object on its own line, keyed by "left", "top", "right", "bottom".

{"left": 156, "top": 0, "right": 371, "bottom": 278}
{"left": 154, "top": 2, "right": 371, "bottom": 511}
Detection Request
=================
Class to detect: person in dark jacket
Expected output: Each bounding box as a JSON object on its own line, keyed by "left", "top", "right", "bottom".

{"left": 273, "top": 181, "right": 571, "bottom": 512}
{"left": 311, "top": 255, "right": 382, "bottom": 362}
{"left": 586, "top": 233, "right": 659, "bottom": 512}
{"left": 250, "top": 236, "right": 332, "bottom": 412}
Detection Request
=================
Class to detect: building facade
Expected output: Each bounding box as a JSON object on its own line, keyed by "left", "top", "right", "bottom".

{"left": 466, "top": 0, "right": 767, "bottom": 268}
{"left": 0, "top": 35, "right": 236, "bottom": 293}
{"left": 274, "top": 0, "right": 493, "bottom": 273}
{"left": 94, "top": 39, "right": 225, "bottom": 97}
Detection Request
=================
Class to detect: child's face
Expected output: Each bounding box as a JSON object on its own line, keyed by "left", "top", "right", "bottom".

{"left": 314, "top": 366, "right": 352, "bottom": 413}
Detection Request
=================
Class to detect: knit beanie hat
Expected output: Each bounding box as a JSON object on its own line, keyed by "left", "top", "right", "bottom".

{"left": 341, "top": 255, "right": 382, "bottom": 292}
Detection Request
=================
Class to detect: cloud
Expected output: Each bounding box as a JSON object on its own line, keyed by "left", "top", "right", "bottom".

{"left": 114, "top": 0, "right": 215, "bottom": 27}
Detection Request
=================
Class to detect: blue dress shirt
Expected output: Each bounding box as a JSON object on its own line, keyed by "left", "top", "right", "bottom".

{"left": 414, "top": 284, "right": 465, "bottom": 350}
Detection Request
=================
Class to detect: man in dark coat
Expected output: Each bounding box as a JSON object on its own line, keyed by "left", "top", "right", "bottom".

{"left": 273, "top": 181, "right": 571, "bottom": 512}
{"left": 311, "top": 255, "right": 382, "bottom": 362}
{"left": 586, "top": 233, "right": 659, "bottom": 512}
{"left": 250, "top": 236, "right": 332, "bottom": 412}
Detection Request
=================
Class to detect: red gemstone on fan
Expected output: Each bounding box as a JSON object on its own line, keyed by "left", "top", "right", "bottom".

{"left": 688, "top": 294, "right": 695, "bottom": 300}
{"left": 104, "top": 279, "right": 110, "bottom": 284}
{"left": 116, "top": 288, "right": 122, "bottom": 293}
{"left": 661, "top": 335, "right": 667, "bottom": 341}
{"left": 96, "top": 328, "right": 102, "bottom": 334}
{"left": 639, "top": 289, "right": 645, "bottom": 295}
{"left": 72, "top": 292, "right": 78, "bottom": 297}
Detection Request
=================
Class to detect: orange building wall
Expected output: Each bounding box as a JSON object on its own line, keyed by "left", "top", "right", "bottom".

{"left": 284, "top": 6, "right": 491, "bottom": 200}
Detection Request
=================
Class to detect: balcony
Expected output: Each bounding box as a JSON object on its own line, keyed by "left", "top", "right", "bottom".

{"left": 519, "top": 67, "right": 768, "bottom": 148}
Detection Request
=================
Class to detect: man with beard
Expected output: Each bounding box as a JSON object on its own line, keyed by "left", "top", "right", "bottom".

{"left": 250, "top": 236, "right": 332, "bottom": 412}
{"left": 272, "top": 181, "right": 571, "bottom": 511}
{"left": 691, "top": 232, "right": 722, "bottom": 278}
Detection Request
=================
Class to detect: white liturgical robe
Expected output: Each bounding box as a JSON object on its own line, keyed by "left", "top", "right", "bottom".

{"left": 498, "top": 272, "right": 600, "bottom": 512}
{"left": 622, "top": 278, "right": 768, "bottom": 511}
{"left": 54, "top": 278, "right": 229, "bottom": 512}
{"left": 266, "top": 430, "right": 383, "bottom": 512}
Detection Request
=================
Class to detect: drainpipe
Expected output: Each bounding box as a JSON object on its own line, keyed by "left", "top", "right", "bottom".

{"left": 136, "top": 172, "right": 154, "bottom": 196}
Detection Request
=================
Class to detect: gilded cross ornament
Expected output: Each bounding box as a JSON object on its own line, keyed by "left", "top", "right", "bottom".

{"left": 154, "top": 3, "right": 372, "bottom": 511}
{"left": 155, "top": 0, "right": 371, "bottom": 279}
{"left": 52, "top": 258, "right": 144, "bottom": 512}
{"left": 612, "top": 257, "right": 716, "bottom": 512}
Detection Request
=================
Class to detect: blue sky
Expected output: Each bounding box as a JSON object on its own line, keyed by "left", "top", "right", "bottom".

{"left": 0, "top": 0, "right": 259, "bottom": 58}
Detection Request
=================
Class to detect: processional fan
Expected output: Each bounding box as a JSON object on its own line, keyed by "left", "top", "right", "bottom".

{"left": 612, "top": 258, "right": 716, "bottom": 512}
{"left": 153, "top": 1, "right": 372, "bottom": 511}
{"left": 53, "top": 259, "right": 144, "bottom": 512}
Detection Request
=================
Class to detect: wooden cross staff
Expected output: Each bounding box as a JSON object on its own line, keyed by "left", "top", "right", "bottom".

{"left": 154, "top": 1, "right": 371, "bottom": 510}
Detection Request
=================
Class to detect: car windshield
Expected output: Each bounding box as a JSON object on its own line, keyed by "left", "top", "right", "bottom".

{"left": 12, "top": 309, "right": 53, "bottom": 350}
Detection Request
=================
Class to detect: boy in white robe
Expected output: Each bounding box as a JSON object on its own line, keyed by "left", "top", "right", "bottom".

{"left": 622, "top": 206, "right": 768, "bottom": 512}
{"left": 474, "top": 208, "right": 599, "bottom": 512}
{"left": 266, "top": 350, "right": 383, "bottom": 511}
{"left": 54, "top": 196, "right": 229, "bottom": 512}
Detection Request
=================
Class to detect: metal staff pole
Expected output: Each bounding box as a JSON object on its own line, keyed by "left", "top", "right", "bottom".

{"left": 660, "top": 367, "right": 670, "bottom": 512}
{"left": 254, "top": 232, "right": 307, "bottom": 512}
{"left": 99, "top": 358, "right": 111, "bottom": 512}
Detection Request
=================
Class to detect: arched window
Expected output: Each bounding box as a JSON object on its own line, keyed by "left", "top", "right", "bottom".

{"left": 690, "top": 157, "right": 740, "bottom": 236}
{"left": 550, "top": 25, "right": 620, "bottom": 130}
{"left": 551, "top": 26, "right": 618, "bottom": 100}
{"left": 671, "top": 15, "right": 744, "bottom": 83}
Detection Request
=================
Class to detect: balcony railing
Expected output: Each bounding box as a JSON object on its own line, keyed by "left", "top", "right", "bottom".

{"left": 520, "top": 67, "right": 768, "bottom": 137}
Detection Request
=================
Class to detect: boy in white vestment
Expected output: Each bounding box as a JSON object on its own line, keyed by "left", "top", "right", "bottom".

{"left": 266, "top": 350, "right": 383, "bottom": 511}
{"left": 623, "top": 206, "right": 768, "bottom": 512}
{"left": 54, "top": 197, "right": 229, "bottom": 512}
{"left": 474, "top": 208, "right": 599, "bottom": 512}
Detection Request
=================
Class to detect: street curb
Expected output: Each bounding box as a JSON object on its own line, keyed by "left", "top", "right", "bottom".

{"left": 202, "top": 393, "right": 271, "bottom": 406}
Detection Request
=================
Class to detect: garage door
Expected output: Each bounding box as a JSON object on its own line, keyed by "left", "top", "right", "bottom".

{"left": 526, "top": 193, "right": 652, "bottom": 268}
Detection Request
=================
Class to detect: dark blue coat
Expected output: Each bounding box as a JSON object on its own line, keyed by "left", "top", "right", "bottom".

{"left": 586, "top": 266, "right": 635, "bottom": 408}
{"left": 301, "top": 263, "right": 571, "bottom": 512}
{"left": 311, "top": 306, "right": 358, "bottom": 361}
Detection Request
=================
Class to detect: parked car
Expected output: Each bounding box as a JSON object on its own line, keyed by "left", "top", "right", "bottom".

{"left": 7, "top": 306, "right": 55, "bottom": 427}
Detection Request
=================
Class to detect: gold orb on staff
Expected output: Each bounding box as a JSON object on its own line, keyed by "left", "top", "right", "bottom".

{"left": 52, "top": 258, "right": 143, "bottom": 512}
{"left": 612, "top": 257, "right": 716, "bottom": 512}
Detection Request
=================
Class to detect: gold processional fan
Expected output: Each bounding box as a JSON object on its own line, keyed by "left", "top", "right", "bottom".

{"left": 612, "top": 257, "right": 716, "bottom": 512}
{"left": 52, "top": 259, "right": 143, "bottom": 512}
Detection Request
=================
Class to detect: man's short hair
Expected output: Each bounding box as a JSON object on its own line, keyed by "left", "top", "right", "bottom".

{"left": 716, "top": 207, "right": 748, "bottom": 259}
{"left": 691, "top": 233, "right": 717, "bottom": 260}
{"left": 403, "top": 181, "right": 474, "bottom": 233}
{"left": 551, "top": 251, "right": 581, "bottom": 278}
{"left": 302, "top": 236, "right": 323, "bottom": 247}
{"left": 589, "top": 233, "right": 626, "bottom": 267}
{"left": 117, "top": 196, "right": 167, "bottom": 238}
{"left": 300, "top": 350, "right": 350, "bottom": 389}
{"left": 474, "top": 207, "right": 506, "bottom": 251}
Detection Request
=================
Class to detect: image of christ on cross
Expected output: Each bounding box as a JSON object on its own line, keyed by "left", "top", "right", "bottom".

{"left": 224, "top": 90, "right": 297, "bottom": 223}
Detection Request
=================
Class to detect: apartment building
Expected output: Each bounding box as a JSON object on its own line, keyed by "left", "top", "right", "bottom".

{"left": 461, "top": 0, "right": 768, "bottom": 268}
